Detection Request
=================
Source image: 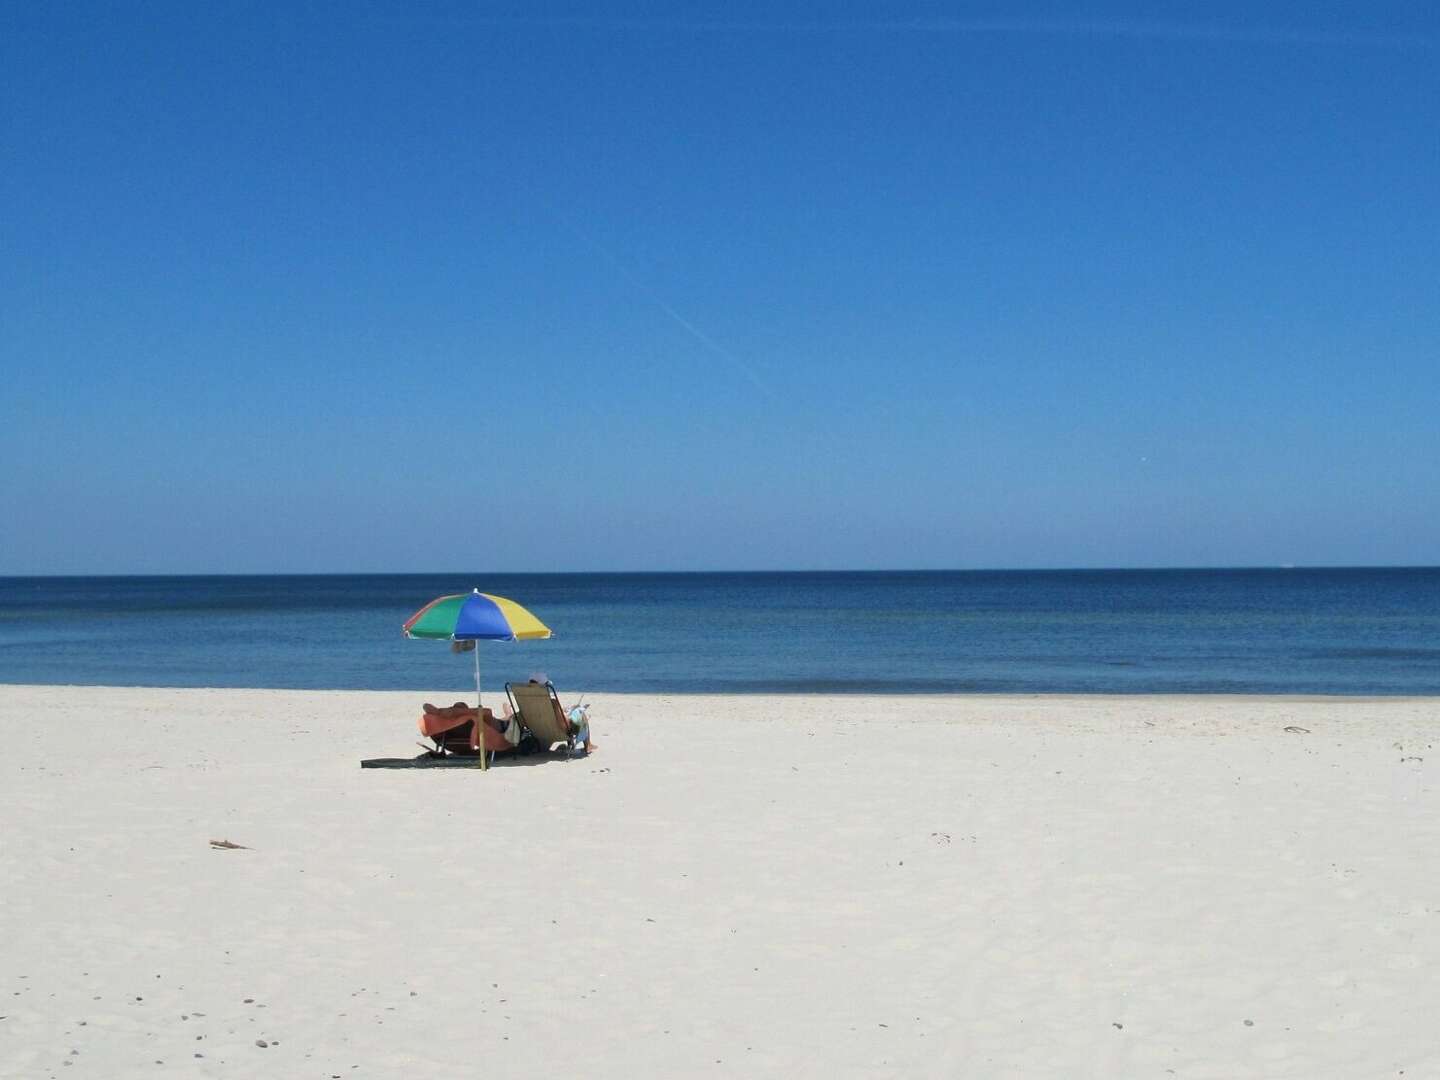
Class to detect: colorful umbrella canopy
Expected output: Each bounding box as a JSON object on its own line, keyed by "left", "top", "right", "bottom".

{"left": 403, "top": 590, "right": 551, "bottom": 771}
{"left": 403, "top": 590, "right": 552, "bottom": 642}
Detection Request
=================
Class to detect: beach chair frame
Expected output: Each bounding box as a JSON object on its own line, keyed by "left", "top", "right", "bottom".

{"left": 504, "top": 680, "right": 576, "bottom": 757}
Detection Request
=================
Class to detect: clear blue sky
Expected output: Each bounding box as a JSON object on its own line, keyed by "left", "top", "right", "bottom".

{"left": 3, "top": 2, "right": 1436, "bottom": 573}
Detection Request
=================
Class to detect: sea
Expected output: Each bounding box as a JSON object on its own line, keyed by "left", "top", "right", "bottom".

{"left": 0, "top": 569, "right": 1437, "bottom": 695}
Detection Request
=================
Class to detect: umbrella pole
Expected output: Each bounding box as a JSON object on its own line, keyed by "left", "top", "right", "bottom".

{"left": 474, "top": 645, "right": 487, "bottom": 771}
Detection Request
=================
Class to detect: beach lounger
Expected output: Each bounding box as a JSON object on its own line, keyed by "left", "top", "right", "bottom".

{"left": 417, "top": 703, "right": 512, "bottom": 761}
{"left": 504, "top": 681, "right": 576, "bottom": 756}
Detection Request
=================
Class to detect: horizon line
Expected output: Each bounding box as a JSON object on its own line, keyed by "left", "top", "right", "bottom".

{"left": 4, "top": 564, "right": 1438, "bottom": 580}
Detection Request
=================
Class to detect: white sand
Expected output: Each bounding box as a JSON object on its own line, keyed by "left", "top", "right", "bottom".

{"left": 2, "top": 686, "right": 1438, "bottom": 1078}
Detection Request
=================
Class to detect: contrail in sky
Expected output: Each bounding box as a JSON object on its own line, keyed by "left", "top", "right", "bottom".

{"left": 403, "top": 14, "right": 1434, "bottom": 51}
{"left": 897, "top": 16, "right": 1434, "bottom": 49}
{"left": 557, "top": 216, "right": 773, "bottom": 398}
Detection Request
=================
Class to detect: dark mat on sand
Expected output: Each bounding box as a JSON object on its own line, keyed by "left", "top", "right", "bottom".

{"left": 360, "top": 756, "right": 483, "bottom": 769}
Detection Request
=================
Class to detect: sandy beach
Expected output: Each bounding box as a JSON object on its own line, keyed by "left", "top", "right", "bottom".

{"left": 2, "top": 686, "right": 1438, "bottom": 1078}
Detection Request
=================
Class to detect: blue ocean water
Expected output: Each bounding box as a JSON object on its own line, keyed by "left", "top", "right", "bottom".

{"left": 0, "top": 569, "right": 1437, "bottom": 695}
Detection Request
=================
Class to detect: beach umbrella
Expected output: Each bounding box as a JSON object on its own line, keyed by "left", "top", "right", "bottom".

{"left": 403, "top": 590, "right": 552, "bottom": 770}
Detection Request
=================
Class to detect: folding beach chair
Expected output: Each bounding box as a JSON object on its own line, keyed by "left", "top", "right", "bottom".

{"left": 504, "top": 681, "right": 576, "bottom": 756}
{"left": 417, "top": 704, "right": 513, "bottom": 764}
